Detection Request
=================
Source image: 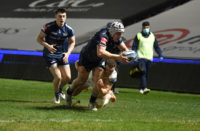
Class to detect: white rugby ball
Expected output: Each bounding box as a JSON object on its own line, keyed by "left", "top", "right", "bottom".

{"left": 122, "top": 50, "right": 137, "bottom": 62}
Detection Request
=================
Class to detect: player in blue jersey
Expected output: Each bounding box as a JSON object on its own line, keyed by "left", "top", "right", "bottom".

{"left": 36, "top": 8, "right": 75, "bottom": 104}
{"left": 66, "top": 21, "right": 129, "bottom": 109}
{"left": 106, "top": 22, "right": 121, "bottom": 94}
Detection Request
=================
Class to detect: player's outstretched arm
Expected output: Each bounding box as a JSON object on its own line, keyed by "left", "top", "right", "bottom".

{"left": 108, "top": 90, "right": 116, "bottom": 102}
{"left": 118, "top": 41, "right": 129, "bottom": 51}
{"left": 97, "top": 45, "right": 129, "bottom": 63}
{"left": 96, "top": 79, "right": 109, "bottom": 96}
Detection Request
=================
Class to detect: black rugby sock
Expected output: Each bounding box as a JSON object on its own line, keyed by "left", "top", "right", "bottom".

{"left": 59, "top": 86, "right": 63, "bottom": 93}
{"left": 89, "top": 93, "right": 97, "bottom": 103}
{"left": 67, "top": 87, "right": 73, "bottom": 96}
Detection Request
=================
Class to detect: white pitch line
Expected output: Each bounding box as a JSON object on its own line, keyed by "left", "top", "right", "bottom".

{"left": 0, "top": 119, "right": 200, "bottom": 123}
{"left": 0, "top": 119, "right": 123, "bottom": 123}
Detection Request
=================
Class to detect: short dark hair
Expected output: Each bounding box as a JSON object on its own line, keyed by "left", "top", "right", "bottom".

{"left": 55, "top": 8, "right": 67, "bottom": 14}
{"left": 106, "top": 59, "right": 117, "bottom": 68}
{"left": 106, "top": 22, "right": 112, "bottom": 28}
{"left": 142, "top": 21, "right": 150, "bottom": 27}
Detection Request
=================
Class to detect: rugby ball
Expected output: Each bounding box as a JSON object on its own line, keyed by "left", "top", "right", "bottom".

{"left": 122, "top": 50, "right": 137, "bottom": 62}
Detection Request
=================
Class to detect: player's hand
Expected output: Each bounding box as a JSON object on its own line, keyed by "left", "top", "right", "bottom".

{"left": 63, "top": 52, "right": 69, "bottom": 63}
{"left": 118, "top": 54, "right": 129, "bottom": 63}
{"left": 47, "top": 44, "right": 57, "bottom": 54}
{"left": 110, "top": 96, "right": 116, "bottom": 102}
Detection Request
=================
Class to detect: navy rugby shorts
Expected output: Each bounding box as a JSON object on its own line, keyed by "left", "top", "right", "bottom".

{"left": 78, "top": 53, "right": 100, "bottom": 72}
{"left": 43, "top": 53, "right": 69, "bottom": 67}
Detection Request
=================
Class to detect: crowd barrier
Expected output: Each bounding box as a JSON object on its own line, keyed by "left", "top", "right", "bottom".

{"left": 0, "top": 52, "right": 199, "bottom": 93}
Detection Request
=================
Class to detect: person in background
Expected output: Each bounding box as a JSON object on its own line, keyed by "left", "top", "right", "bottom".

{"left": 36, "top": 8, "right": 75, "bottom": 103}
{"left": 131, "top": 21, "right": 163, "bottom": 94}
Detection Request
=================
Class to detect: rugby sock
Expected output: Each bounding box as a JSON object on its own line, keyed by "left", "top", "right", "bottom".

{"left": 89, "top": 93, "right": 97, "bottom": 103}
{"left": 111, "top": 82, "right": 117, "bottom": 91}
{"left": 67, "top": 87, "right": 73, "bottom": 96}
{"left": 59, "top": 86, "right": 63, "bottom": 93}
{"left": 54, "top": 91, "right": 59, "bottom": 97}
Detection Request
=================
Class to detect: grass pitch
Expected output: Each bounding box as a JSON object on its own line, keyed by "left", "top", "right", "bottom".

{"left": 0, "top": 78, "right": 199, "bottom": 131}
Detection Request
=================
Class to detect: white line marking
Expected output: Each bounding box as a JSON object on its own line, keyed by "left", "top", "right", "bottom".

{"left": 0, "top": 119, "right": 199, "bottom": 123}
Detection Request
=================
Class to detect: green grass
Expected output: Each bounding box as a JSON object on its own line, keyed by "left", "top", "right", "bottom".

{"left": 0, "top": 78, "right": 199, "bottom": 131}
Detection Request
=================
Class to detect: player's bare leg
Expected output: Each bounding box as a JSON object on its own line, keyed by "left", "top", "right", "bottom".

{"left": 58, "top": 65, "right": 71, "bottom": 99}
{"left": 49, "top": 64, "right": 62, "bottom": 104}
{"left": 66, "top": 65, "right": 89, "bottom": 107}
{"left": 71, "top": 60, "right": 91, "bottom": 96}
{"left": 70, "top": 66, "right": 89, "bottom": 91}
{"left": 88, "top": 67, "right": 103, "bottom": 111}
{"left": 72, "top": 84, "right": 89, "bottom": 96}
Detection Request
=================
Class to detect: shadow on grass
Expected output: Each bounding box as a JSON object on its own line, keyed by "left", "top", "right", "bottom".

{"left": 0, "top": 99, "right": 90, "bottom": 112}
{"left": 118, "top": 90, "right": 137, "bottom": 94}
{"left": 35, "top": 105, "right": 89, "bottom": 112}
{"left": 0, "top": 99, "right": 51, "bottom": 104}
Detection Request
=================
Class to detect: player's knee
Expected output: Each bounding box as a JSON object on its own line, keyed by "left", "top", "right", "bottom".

{"left": 77, "top": 75, "right": 88, "bottom": 85}
{"left": 54, "top": 75, "right": 62, "bottom": 82}
{"left": 63, "top": 75, "right": 71, "bottom": 83}
{"left": 79, "top": 78, "right": 88, "bottom": 85}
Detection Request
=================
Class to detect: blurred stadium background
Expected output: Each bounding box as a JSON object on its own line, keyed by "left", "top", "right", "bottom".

{"left": 0, "top": 0, "right": 200, "bottom": 93}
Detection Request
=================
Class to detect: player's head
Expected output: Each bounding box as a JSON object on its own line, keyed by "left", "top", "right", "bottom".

{"left": 108, "top": 21, "right": 125, "bottom": 42}
{"left": 105, "top": 59, "right": 117, "bottom": 75}
{"left": 142, "top": 21, "right": 150, "bottom": 35}
{"left": 55, "top": 8, "right": 67, "bottom": 27}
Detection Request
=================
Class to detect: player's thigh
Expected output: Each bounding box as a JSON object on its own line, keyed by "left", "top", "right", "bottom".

{"left": 77, "top": 66, "right": 90, "bottom": 83}
{"left": 92, "top": 67, "right": 103, "bottom": 85}
{"left": 49, "top": 64, "right": 62, "bottom": 79}
{"left": 59, "top": 65, "right": 71, "bottom": 81}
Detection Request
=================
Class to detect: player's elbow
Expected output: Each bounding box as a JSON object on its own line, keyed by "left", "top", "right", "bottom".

{"left": 97, "top": 50, "right": 104, "bottom": 58}
{"left": 36, "top": 36, "right": 39, "bottom": 43}
{"left": 69, "top": 37, "right": 75, "bottom": 46}
{"left": 36, "top": 36, "right": 42, "bottom": 44}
